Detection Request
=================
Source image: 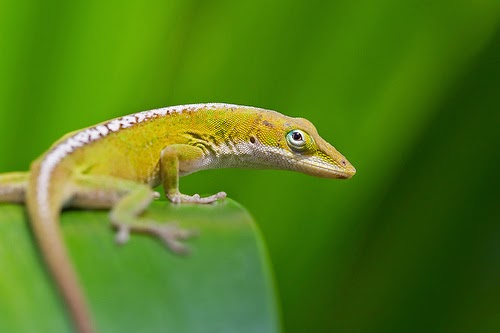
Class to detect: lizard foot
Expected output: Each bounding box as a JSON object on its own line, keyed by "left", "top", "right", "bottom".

{"left": 150, "top": 223, "right": 198, "bottom": 254}
{"left": 114, "top": 221, "right": 197, "bottom": 254}
{"left": 168, "top": 191, "right": 226, "bottom": 204}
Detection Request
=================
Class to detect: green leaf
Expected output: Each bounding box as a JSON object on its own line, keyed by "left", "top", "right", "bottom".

{"left": 0, "top": 199, "right": 280, "bottom": 333}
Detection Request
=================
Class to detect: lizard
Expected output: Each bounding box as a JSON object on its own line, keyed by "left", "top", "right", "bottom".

{"left": 0, "top": 103, "right": 356, "bottom": 333}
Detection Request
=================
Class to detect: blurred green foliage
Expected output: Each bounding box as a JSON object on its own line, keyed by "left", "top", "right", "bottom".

{"left": 0, "top": 1, "right": 499, "bottom": 332}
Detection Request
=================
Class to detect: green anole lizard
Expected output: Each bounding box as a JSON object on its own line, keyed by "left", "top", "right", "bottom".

{"left": 0, "top": 103, "right": 355, "bottom": 333}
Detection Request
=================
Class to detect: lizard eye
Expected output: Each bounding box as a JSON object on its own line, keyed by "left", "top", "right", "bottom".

{"left": 286, "top": 129, "right": 307, "bottom": 151}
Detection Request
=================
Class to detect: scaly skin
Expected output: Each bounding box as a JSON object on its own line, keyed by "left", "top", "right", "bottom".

{"left": 0, "top": 103, "right": 355, "bottom": 333}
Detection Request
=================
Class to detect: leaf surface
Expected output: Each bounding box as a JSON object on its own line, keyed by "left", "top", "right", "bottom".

{"left": 0, "top": 199, "right": 279, "bottom": 333}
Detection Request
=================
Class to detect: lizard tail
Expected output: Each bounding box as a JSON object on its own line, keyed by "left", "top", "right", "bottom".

{"left": 26, "top": 161, "right": 95, "bottom": 333}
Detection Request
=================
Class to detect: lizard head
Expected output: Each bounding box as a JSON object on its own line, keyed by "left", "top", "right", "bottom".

{"left": 254, "top": 113, "right": 356, "bottom": 179}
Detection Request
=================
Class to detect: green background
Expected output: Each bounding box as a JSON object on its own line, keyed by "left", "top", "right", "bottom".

{"left": 1, "top": 1, "right": 499, "bottom": 332}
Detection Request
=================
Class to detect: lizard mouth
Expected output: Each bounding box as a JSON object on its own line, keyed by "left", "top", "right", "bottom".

{"left": 296, "top": 156, "right": 356, "bottom": 179}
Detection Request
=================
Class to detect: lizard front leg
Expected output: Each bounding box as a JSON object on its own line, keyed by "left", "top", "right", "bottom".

{"left": 161, "top": 144, "right": 226, "bottom": 204}
{"left": 72, "top": 175, "right": 195, "bottom": 254}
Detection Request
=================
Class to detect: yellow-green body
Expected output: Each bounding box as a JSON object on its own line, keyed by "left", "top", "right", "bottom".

{"left": 0, "top": 103, "right": 355, "bottom": 333}
{"left": 52, "top": 105, "right": 353, "bottom": 185}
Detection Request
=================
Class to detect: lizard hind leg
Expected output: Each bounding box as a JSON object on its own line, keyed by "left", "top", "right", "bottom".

{"left": 0, "top": 171, "right": 29, "bottom": 203}
{"left": 72, "top": 175, "right": 196, "bottom": 254}
{"left": 110, "top": 186, "right": 197, "bottom": 254}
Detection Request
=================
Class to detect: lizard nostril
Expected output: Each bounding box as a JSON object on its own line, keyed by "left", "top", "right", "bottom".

{"left": 341, "top": 159, "right": 347, "bottom": 166}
